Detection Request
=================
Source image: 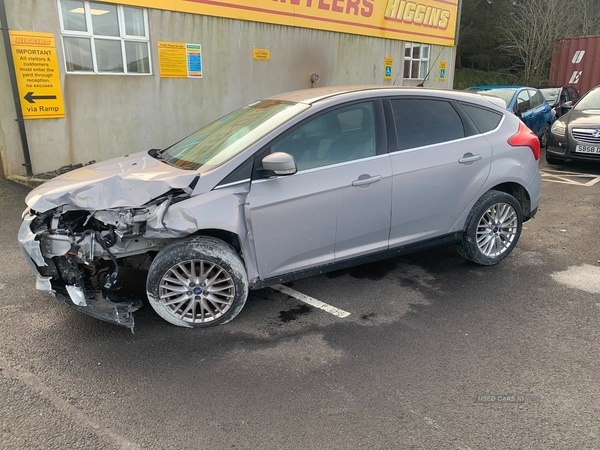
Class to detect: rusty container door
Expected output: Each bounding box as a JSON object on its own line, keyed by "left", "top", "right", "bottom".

{"left": 549, "top": 35, "right": 600, "bottom": 97}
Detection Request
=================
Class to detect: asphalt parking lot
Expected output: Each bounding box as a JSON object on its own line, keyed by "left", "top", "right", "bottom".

{"left": 1, "top": 152, "right": 599, "bottom": 449}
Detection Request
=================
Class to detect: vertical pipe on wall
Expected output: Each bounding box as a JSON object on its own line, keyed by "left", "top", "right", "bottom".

{"left": 0, "top": 0, "right": 33, "bottom": 177}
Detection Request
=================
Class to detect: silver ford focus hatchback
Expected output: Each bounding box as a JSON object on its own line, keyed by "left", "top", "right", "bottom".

{"left": 19, "top": 86, "right": 541, "bottom": 329}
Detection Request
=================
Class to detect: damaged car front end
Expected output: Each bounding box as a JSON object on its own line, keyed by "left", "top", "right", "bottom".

{"left": 18, "top": 152, "right": 199, "bottom": 330}
{"left": 18, "top": 97, "right": 306, "bottom": 330}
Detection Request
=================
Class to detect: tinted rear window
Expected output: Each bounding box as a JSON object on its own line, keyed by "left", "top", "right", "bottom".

{"left": 391, "top": 99, "right": 465, "bottom": 150}
{"left": 461, "top": 104, "right": 503, "bottom": 133}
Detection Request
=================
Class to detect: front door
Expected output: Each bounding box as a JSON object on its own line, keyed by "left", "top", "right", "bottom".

{"left": 248, "top": 101, "right": 392, "bottom": 279}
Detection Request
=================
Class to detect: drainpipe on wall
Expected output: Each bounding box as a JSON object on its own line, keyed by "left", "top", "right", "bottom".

{"left": 0, "top": 0, "right": 33, "bottom": 177}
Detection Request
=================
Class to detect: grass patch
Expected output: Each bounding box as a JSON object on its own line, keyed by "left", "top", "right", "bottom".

{"left": 454, "top": 68, "right": 514, "bottom": 90}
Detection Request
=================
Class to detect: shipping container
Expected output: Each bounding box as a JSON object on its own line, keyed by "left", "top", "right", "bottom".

{"left": 549, "top": 35, "right": 600, "bottom": 97}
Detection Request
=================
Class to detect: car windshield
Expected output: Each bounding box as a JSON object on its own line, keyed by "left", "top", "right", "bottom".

{"left": 574, "top": 88, "right": 600, "bottom": 110}
{"left": 468, "top": 88, "right": 517, "bottom": 110}
{"left": 540, "top": 88, "right": 559, "bottom": 104}
{"left": 161, "top": 100, "right": 309, "bottom": 171}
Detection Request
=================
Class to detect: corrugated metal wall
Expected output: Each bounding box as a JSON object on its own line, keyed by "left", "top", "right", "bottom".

{"left": 549, "top": 35, "right": 600, "bottom": 97}
{"left": 0, "top": 0, "right": 456, "bottom": 177}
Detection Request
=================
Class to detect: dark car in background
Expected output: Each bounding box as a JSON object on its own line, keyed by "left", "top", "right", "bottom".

{"left": 467, "top": 86, "right": 554, "bottom": 147}
{"left": 547, "top": 85, "right": 600, "bottom": 164}
{"left": 540, "top": 86, "right": 580, "bottom": 119}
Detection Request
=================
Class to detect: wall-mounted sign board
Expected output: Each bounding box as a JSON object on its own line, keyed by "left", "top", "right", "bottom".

{"left": 253, "top": 48, "right": 270, "bottom": 60}
{"left": 384, "top": 57, "right": 394, "bottom": 81}
{"left": 9, "top": 31, "right": 65, "bottom": 119}
{"left": 158, "top": 42, "right": 202, "bottom": 78}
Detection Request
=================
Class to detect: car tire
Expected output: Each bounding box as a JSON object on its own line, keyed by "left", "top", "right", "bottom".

{"left": 457, "top": 190, "right": 523, "bottom": 266}
{"left": 539, "top": 123, "right": 550, "bottom": 148}
{"left": 146, "top": 236, "right": 248, "bottom": 328}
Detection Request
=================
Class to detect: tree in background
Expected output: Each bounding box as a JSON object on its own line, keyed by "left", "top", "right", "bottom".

{"left": 458, "top": 0, "right": 600, "bottom": 86}
{"left": 499, "top": 0, "right": 600, "bottom": 85}
{"left": 457, "top": 0, "right": 513, "bottom": 73}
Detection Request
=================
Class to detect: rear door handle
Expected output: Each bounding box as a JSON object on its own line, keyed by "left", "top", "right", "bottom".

{"left": 352, "top": 175, "right": 382, "bottom": 186}
{"left": 458, "top": 153, "right": 482, "bottom": 164}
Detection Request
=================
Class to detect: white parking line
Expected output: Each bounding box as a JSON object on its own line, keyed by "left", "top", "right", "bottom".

{"left": 271, "top": 284, "right": 351, "bottom": 318}
{"left": 540, "top": 169, "right": 600, "bottom": 186}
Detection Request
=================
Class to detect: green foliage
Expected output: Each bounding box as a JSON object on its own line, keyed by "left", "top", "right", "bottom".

{"left": 458, "top": 0, "right": 600, "bottom": 85}
{"left": 453, "top": 68, "right": 513, "bottom": 90}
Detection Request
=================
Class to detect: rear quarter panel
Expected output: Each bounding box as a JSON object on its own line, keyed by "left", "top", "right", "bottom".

{"left": 449, "top": 114, "right": 541, "bottom": 231}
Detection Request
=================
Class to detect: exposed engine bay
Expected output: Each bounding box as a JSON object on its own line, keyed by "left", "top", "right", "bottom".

{"left": 19, "top": 190, "right": 189, "bottom": 329}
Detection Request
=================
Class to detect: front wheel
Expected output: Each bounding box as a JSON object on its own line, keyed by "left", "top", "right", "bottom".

{"left": 146, "top": 237, "right": 248, "bottom": 327}
{"left": 539, "top": 123, "right": 550, "bottom": 148}
{"left": 457, "top": 191, "right": 523, "bottom": 266}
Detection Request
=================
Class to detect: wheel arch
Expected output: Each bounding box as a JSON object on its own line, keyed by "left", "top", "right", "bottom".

{"left": 486, "top": 182, "right": 531, "bottom": 220}
{"left": 192, "top": 228, "right": 243, "bottom": 256}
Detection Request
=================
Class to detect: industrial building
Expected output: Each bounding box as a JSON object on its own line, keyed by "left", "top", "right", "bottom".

{"left": 0, "top": 0, "right": 460, "bottom": 179}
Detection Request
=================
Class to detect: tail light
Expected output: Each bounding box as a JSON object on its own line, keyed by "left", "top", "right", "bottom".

{"left": 508, "top": 122, "right": 540, "bottom": 161}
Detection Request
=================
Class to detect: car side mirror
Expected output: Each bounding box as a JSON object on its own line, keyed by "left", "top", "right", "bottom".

{"left": 261, "top": 152, "right": 297, "bottom": 177}
{"left": 561, "top": 101, "right": 573, "bottom": 110}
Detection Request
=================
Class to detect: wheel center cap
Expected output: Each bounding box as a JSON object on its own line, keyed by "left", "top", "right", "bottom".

{"left": 493, "top": 226, "right": 499, "bottom": 233}
{"left": 193, "top": 287, "right": 203, "bottom": 295}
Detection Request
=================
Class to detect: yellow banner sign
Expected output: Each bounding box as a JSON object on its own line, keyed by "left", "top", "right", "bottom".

{"left": 100, "top": 0, "right": 457, "bottom": 46}
{"left": 9, "top": 31, "right": 65, "bottom": 119}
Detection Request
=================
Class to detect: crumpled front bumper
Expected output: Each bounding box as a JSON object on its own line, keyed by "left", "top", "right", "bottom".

{"left": 18, "top": 216, "right": 143, "bottom": 330}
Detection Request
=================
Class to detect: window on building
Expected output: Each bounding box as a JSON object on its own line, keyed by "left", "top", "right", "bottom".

{"left": 58, "top": 0, "right": 151, "bottom": 74}
{"left": 403, "top": 43, "right": 429, "bottom": 79}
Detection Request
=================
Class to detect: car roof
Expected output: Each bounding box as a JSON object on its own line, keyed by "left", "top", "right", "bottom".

{"left": 469, "top": 85, "right": 524, "bottom": 90}
{"left": 267, "top": 85, "right": 510, "bottom": 110}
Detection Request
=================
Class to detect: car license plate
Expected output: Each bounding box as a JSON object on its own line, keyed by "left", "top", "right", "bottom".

{"left": 575, "top": 145, "right": 600, "bottom": 154}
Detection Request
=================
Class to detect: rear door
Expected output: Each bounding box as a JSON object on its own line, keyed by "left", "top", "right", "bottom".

{"left": 515, "top": 89, "right": 535, "bottom": 131}
{"left": 387, "top": 97, "right": 493, "bottom": 247}
{"left": 527, "top": 89, "right": 549, "bottom": 135}
{"left": 248, "top": 101, "right": 392, "bottom": 279}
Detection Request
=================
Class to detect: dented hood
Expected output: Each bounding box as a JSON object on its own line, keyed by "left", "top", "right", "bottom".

{"left": 26, "top": 151, "right": 198, "bottom": 212}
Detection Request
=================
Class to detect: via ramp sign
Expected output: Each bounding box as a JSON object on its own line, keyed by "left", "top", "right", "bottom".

{"left": 9, "top": 31, "right": 65, "bottom": 119}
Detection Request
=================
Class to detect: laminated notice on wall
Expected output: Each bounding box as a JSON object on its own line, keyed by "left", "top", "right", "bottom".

{"left": 158, "top": 42, "right": 202, "bottom": 78}
{"left": 9, "top": 31, "right": 65, "bottom": 119}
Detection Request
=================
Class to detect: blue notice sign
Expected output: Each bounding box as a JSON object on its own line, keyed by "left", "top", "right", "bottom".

{"left": 186, "top": 44, "right": 202, "bottom": 78}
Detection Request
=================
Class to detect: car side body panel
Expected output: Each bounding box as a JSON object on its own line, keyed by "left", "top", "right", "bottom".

{"left": 389, "top": 134, "right": 493, "bottom": 246}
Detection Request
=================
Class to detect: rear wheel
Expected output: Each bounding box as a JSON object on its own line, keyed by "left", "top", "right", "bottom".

{"left": 457, "top": 190, "right": 522, "bottom": 266}
{"left": 147, "top": 237, "right": 248, "bottom": 327}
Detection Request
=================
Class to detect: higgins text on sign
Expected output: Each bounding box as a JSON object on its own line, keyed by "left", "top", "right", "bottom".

{"left": 98, "top": 0, "right": 458, "bottom": 46}
{"left": 9, "top": 31, "right": 65, "bottom": 119}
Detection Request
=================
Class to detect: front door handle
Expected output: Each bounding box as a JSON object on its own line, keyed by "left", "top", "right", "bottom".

{"left": 458, "top": 153, "right": 482, "bottom": 164}
{"left": 352, "top": 175, "right": 382, "bottom": 187}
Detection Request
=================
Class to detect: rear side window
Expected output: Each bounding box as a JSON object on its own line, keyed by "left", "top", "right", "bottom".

{"left": 461, "top": 104, "right": 502, "bottom": 133}
{"left": 528, "top": 90, "right": 544, "bottom": 108}
{"left": 390, "top": 99, "right": 465, "bottom": 150}
{"left": 516, "top": 90, "right": 530, "bottom": 112}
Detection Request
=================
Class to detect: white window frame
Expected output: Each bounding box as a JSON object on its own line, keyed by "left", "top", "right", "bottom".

{"left": 57, "top": 0, "right": 152, "bottom": 75}
{"left": 403, "top": 42, "right": 430, "bottom": 80}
